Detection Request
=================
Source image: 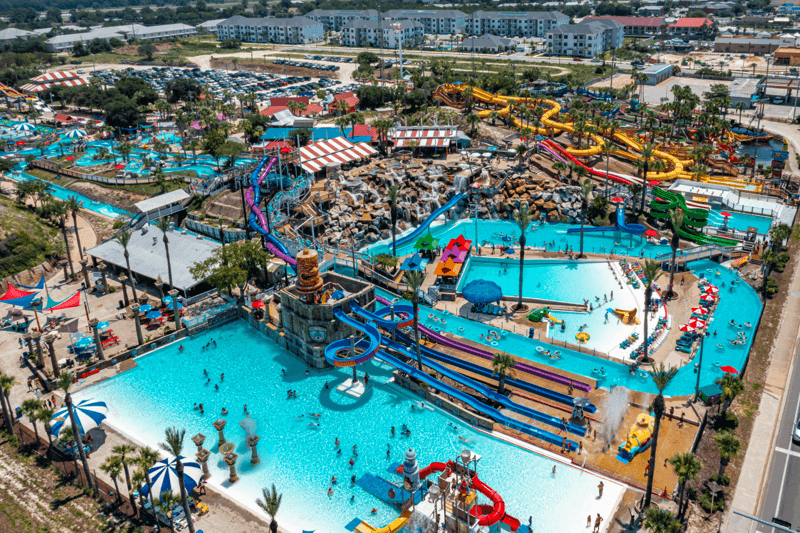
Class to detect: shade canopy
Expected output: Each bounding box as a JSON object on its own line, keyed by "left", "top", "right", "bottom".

{"left": 434, "top": 258, "right": 462, "bottom": 277}
{"left": 138, "top": 304, "right": 153, "bottom": 313}
{"left": 50, "top": 398, "right": 108, "bottom": 437}
{"left": 679, "top": 324, "right": 694, "bottom": 332}
{"left": 701, "top": 293, "right": 716, "bottom": 302}
{"left": 97, "top": 321, "right": 110, "bottom": 331}
{"left": 644, "top": 229, "right": 659, "bottom": 237}
{"left": 12, "top": 123, "right": 35, "bottom": 132}
{"left": 401, "top": 253, "right": 425, "bottom": 271}
{"left": 688, "top": 318, "right": 706, "bottom": 328}
{"left": 691, "top": 307, "right": 708, "bottom": 316}
{"left": 140, "top": 455, "right": 204, "bottom": 498}
{"left": 413, "top": 233, "right": 439, "bottom": 251}
{"left": 704, "top": 285, "right": 719, "bottom": 294}
{"left": 75, "top": 337, "right": 94, "bottom": 348}
{"left": 251, "top": 300, "right": 265, "bottom": 308}
{"left": 165, "top": 302, "right": 183, "bottom": 311}
{"left": 441, "top": 247, "right": 468, "bottom": 263}
{"left": 64, "top": 129, "right": 86, "bottom": 139}
{"left": 461, "top": 279, "right": 502, "bottom": 304}
{"left": 146, "top": 310, "right": 162, "bottom": 319}
{"left": 720, "top": 365, "right": 739, "bottom": 374}
{"left": 445, "top": 234, "right": 472, "bottom": 251}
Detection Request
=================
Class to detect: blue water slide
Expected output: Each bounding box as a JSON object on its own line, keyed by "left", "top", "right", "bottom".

{"left": 382, "top": 337, "right": 585, "bottom": 437}
{"left": 566, "top": 195, "right": 645, "bottom": 236}
{"left": 350, "top": 301, "right": 416, "bottom": 330}
{"left": 394, "top": 330, "right": 596, "bottom": 414}
{"left": 370, "top": 342, "right": 578, "bottom": 450}
{"left": 324, "top": 308, "right": 382, "bottom": 367}
{"left": 395, "top": 193, "right": 466, "bottom": 247}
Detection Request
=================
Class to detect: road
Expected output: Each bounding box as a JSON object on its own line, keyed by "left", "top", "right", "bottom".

{"left": 758, "top": 338, "right": 800, "bottom": 532}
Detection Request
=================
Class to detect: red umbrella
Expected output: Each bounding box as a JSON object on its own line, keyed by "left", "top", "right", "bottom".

{"left": 648, "top": 180, "right": 659, "bottom": 186}
{"left": 720, "top": 365, "right": 739, "bottom": 374}
{"left": 251, "top": 300, "right": 265, "bottom": 308}
{"left": 691, "top": 307, "right": 708, "bottom": 315}
{"left": 611, "top": 196, "right": 623, "bottom": 203}
{"left": 645, "top": 229, "right": 659, "bottom": 237}
{"left": 114, "top": 164, "right": 125, "bottom": 169}
{"left": 720, "top": 211, "right": 732, "bottom": 218}
{"left": 701, "top": 293, "right": 716, "bottom": 302}
{"left": 704, "top": 285, "right": 719, "bottom": 294}
{"left": 65, "top": 156, "right": 75, "bottom": 160}
{"left": 689, "top": 318, "right": 707, "bottom": 328}
{"left": 679, "top": 324, "right": 695, "bottom": 332}
{"left": 280, "top": 146, "right": 292, "bottom": 153}
{"left": 15, "top": 141, "right": 25, "bottom": 145}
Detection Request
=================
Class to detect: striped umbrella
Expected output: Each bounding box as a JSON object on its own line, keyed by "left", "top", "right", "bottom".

{"left": 701, "top": 293, "right": 716, "bottom": 302}
{"left": 689, "top": 318, "right": 706, "bottom": 329}
{"left": 64, "top": 129, "right": 87, "bottom": 139}
{"left": 691, "top": 307, "right": 708, "bottom": 316}
{"left": 140, "top": 455, "right": 204, "bottom": 498}
{"left": 50, "top": 398, "right": 108, "bottom": 437}
{"left": 12, "top": 123, "right": 35, "bottom": 132}
{"left": 704, "top": 285, "right": 719, "bottom": 294}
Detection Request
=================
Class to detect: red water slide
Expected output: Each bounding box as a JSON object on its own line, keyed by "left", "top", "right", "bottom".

{"left": 542, "top": 140, "right": 633, "bottom": 186}
{"left": 395, "top": 461, "right": 454, "bottom": 480}
{"left": 469, "top": 475, "right": 521, "bottom": 531}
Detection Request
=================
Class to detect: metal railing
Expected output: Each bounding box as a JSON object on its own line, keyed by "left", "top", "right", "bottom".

{"left": 184, "top": 288, "right": 218, "bottom": 306}
{"left": 653, "top": 243, "right": 734, "bottom": 263}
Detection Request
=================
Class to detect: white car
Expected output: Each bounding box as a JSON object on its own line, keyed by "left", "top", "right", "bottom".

{"left": 793, "top": 418, "right": 800, "bottom": 443}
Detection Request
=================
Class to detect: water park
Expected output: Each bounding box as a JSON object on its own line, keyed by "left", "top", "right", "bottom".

{"left": 0, "top": 69, "right": 798, "bottom": 533}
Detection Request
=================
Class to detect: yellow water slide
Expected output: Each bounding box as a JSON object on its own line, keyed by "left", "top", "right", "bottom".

{"left": 356, "top": 509, "right": 413, "bottom": 533}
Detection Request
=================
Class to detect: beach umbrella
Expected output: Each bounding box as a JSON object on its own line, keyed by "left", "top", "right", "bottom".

{"left": 644, "top": 229, "right": 659, "bottom": 237}
{"left": 701, "top": 293, "right": 716, "bottom": 302}
{"left": 679, "top": 324, "right": 695, "bottom": 332}
{"left": 15, "top": 141, "right": 25, "bottom": 145}
{"left": 115, "top": 164, "right": 125, "bottom": 169}
{"left": 648, "top": 180, "right": 659, "bottom": 187}
{"left": 461, "top": 279, "right": 503, "bottom": 305}
{"left": 611, "top": 197, "right": 623, "bottom": 203}
{"left": 689, "top": 318, "right": 706, "bottom": 328}
{"left": 138, "top": 304, "right": 153, "bottom": 313}
{"left": 251, "top": 300, "right": 265, "bottom": 308}
{"left": 720, "top": 211, "right": 732, "bottom": 218}
{"left": 140, "top": 455, "right": 204, "bottom": 498}
{"left": 65, "top": 156, "right": 75, "bottom": 160}
{"left": 146, "top": 310, "right": 162, "bottom": 319}
{"left": 165, "top": 302, "right": 183, "bottom": 311}
{"left": 704, "top": 285, "right": 719, "bottom": 294}
{"left": 97, "top": 321, "right": 110, "bottom": 331}
{"left": 162, "top": 295, "right": 178, "bottom": 305}
{"left": 280, "top": 146, "right": 292, "bottom": 153}
{"left": 720, "top": 365, "right": 739, "bottom": 374}
{"left": 691, "top": 307, "right": 709, "bottom": 316}
{"left": 50, "top": 399, "right": 108, "bottom": 437}
{"left": 75, "top": 337, "right": 94, "bottom": 349}
{"left": 64, "top": 129, "right": 86, "bottom": 139}
{"left": 12, "top": 123, "right": 35, "bottom": 132}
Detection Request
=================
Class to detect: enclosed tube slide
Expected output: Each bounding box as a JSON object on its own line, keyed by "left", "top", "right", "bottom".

{"left": 246, "top": 156, "right": 297, "bottom": 270}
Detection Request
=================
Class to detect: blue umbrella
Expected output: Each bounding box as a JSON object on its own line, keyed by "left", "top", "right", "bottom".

{"left": 461, "top": 279, "right": 503, "bottom": 304}
{"left": 13, "top": 123, "right": 35, "bottom": 132}
{"left": 64, "top": 129, "right": 86, "bottom": 139}
{"left": 75, "top": 337, "right": 94, "bottom": 348}
{"left": 165, "top": 302, "right": 183, "bottom": 311}
{"left": 97, "top": 321, "right": 110, "bottom": 331}
{"left": 146, "top": 310, "right": 162, "bottom": 319}
{"left": 162, "top": 296, "right": 178, "bottom": 304}
{"left": 138, "top": 304, "right": 153, "bottom": 313}
{"left": 70, "top": 331, "right": 89, "bottom": 342}
{"left": 140, "top": 456, "right": 204, "bottom": 498}
{"left": 50, "top": 399, "right": 108, "bottom": 437}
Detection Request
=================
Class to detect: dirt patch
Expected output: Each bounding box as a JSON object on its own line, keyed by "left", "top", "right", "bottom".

{"left": 115, "top": 41, "right": 181, "bottom": 57}
{"left": 67, "top": 181, "right": 149, "bottom": 213}
{"left": 209, "top": 58, "right": 340, "bottom": 79}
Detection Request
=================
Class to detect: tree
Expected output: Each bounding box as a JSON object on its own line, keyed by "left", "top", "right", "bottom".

{"left": 36, "top": 406, "right": 55, "bottom": 448}
{"left": 137, "top": 446, "right": 159, "bottom": 509}
{"left": 160, "top": 427, "right": 196, "bottom": 533}
{"left": 40, "top": 198, "right": 74, "bottom": 278}
{"left": 578, "top": 179, "right": 594, "bottom": 258}
{"left": 66, "top": 196, "right": 84, "bottom": 260}
{"left": 104, "top": 97, "right": 142, "bottom": 131}
{"left": 190, "top": 240, "right": 272, "bottom": 297}
{"left": 769, "top": 223, "right": 791, "bottom": 252}
{"left": 57, "top": 373, "right": 94, "bottom": 491}
{"left": 714, "top": 429, "right": 740, "bottom": 478}
{"left": 669, "top": 452, "right": 702, "bottom": 518}
{"left": 111, "top": 443, "right": 137, "bottom": 493}
{"left": 166, "top": 78, "right": 202, "bottom": 105}
{"left": 21, "top": 398, "right": 42, "bottom": 446}
{"left": 219, "top": 140, "right": 245, "bottom": 169}
{"left": 256, "top": 484, "right": 283, "bottom": 533}
{"left": 491, "top": 352, "right": 515, "bottom": 395}
{"left": 138, "top": 43, "right": 157, "bottom": 61}
{"left": 643, "top": 507, "right": 681, "bottom": 533}
{"left": 512, "top": 204, "right": 534, "bottom": 311}
{"left": 387, "top": 185, "right": 399, "bottom": 258}
{"left": 627, "top": 184, "right": 642, "bottom": 218}
{"left": 154, "top": 490, "right": 182, "bottom": 531}
{"left": 155, "top": 217, "right": 175, "bottom": 292}
{"left": 0, "top": 374, "right": 16, "bottom": 438}
{"left": 404, "top": 270, "right": 426, "bottom": 370}
{"left": 666, "top": 209, "right": 684, "bottom": 298}
{"left": 643, "top": 363, "right": 678, "bottom": 509}
{"left": 716, "top": 374, "right": 744, "bottom": 416}
{"left": 552, "top": 161, "right": 568, "bottom": 181}
{"left": 100, "top": 456, "right": 124, "bottom": 503}
{"left": 114, "top": 229, "right": 139, "bottom": 304}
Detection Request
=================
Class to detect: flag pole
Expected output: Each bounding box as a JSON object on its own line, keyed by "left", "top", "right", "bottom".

{"left": 82, "top": 288, "right": 90, "bottom": 323}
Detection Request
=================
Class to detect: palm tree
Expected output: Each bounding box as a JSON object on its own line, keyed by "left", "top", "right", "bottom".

{"left": 154, "top": 490, "right": 181, "bottom": 531}
{"left": 404, "top": 270, "right": 426, "bottom": 371}
{"left": 387, "top": 185, "right": 400, "bottom": 258}
{"left": 66, "top": 196, "right": 84, "bottom": 260}
{"left": 118, "top": 142, "right": 133, "bottom": 163}
{"left": 669, "top": 452, "right": 702, "bottom": 518}
{"left": 21, "top": 398, "right": 42, "bottom": 446}
{"left": 137, "top": 446, "right": 159, "bottom": 508}
{"left": 154, "top": 217, "right": 175, "bottom": 292}
{"left": 716, "top": 374, "right": 744, "bottom": 416}
{"left": 36, "top": 406, "right": 55, "bottom": 448}
{"left": 666, "top": 209, "right": 684, "bottom": 298}
{"left": 100, "top": 456, "right": 123, "bottom": 503}
{"left": 112, "top": 443, "right": 137, "bottom": 492}
{"left": 643, "top": 362, "right": 678, "bottom": 509}
{"left": 0, "top": 373, "right": 16, "bottom": 434}
{"left": 187, "top": 139, "right": 201, "bottom": 163}
{"left": 600, "top": 140, "right": 617, "bottom": 198}
{"left": 160, "top": 427, "right": 195, "bottom": 533}
{"left": 627, "top": 184, "right": 642, "bottom": 219}
{"left": 643, "top": 507, "right": 681, "bottom": 533}
{"left": 255, "top": 484, "right": 283, "bottom": 533}
{"left": 114, "top": 229, "right": 139, "bottom": 304}
{"left": 43, "top": 199, "right": 75, "bottom": 277}
{"left": 639, "top": 143, "right": 657, "bottom": 215}
{"left": 466, "top": 113, "right": 481, "bottom": 137}
{"left": 714, "top": 429, "right": 740, "bottom": 478}
{"left": 131, "top": 470, "right": 146, "bottom": 517}
{"left": 491, "top": 352, "right": 515, "bottom": 395}
{"left": 488, "top": 111, "right": 500, "bottom": 125}
{"left": 57, "top": 372, "right": 94, "bottom": 490}
{"left": 578, "top": 179, "right": 594, "bottom": 258}
{"left": 512, "top": 204, "right": 534, "bottom": 311}
{"left": 552, "top": 161, "right": 568, "bottom": 181}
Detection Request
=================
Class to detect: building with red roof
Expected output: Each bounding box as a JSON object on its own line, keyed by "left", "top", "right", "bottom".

{"left": 332, "top": 91, "right": 359, "bottom": 114}
{"left": 583, "top": 16, "right": 663, "bottom": 36}
{"left": 668, "top": 17, "right": 715, "bottom": 39}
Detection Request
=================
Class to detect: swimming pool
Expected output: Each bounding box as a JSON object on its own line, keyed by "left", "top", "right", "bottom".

{"left": 736, "top": 138, "right": 783, "bottom": 167}
{"left": 368, "top": 219, "right": 673, "bottom": 260}
{"left": 370, "top": 257, "right": 761, "bottom": 396}
{"left": 80, "top": 322, "right": 623, "bottom": 533}
{"left": 707, "top": 209, "right": 773, "bottom": 235}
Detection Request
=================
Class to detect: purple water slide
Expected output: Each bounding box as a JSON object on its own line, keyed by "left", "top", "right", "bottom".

{"left": 375, "top": 295, "right": 591, "bottom": 391}
{"left": 538, "top": 142, "right": 568, "bottom": 164}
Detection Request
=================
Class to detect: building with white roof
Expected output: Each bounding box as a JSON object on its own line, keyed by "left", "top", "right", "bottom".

{"left": 196, "top": 19, "right": 226, "bottom": 33}
{"left": 45, "top": 23, "right": 196, "bottom": 52}
{"left": 341, "top": 19, "right": 424, "bottom": 48}
{"left": 546, "top": 19, "right": 624, "bottom": 57}
{"left": 0, "top": 28, "right": 36, "bottom": 46}
{"left": 216, "top": 15, "right": 324, "bottom": 44}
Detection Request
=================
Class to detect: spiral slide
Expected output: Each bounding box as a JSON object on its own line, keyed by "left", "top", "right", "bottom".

{"left": 324, "top": 308, "right": 381, "bottom": 367}
{"left": 246, "top": 156, "right": 297, "bottom": 270}
{"left": 395, "top": 193, "right": 466, "bottom": 247}
{"left": 350, "top": 301, "right": 415, "bottom": 330}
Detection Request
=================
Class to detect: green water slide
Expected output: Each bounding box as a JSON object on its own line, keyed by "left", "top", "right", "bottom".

{"left": 650, "top": 188, "right": 737, "bottom": 247}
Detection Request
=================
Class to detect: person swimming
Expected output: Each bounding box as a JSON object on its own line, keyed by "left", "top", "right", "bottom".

{"left": 221, "top": 407, "right": 228, "bottom": 415}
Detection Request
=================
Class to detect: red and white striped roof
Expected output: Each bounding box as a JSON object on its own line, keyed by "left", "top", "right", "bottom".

{"left": 20, "top": 78, "right": 88, "bottom": 93}
{"left": 299, "top": 137, "right": 377, "bottom": 174}
{"left": 31, "top": 71, "right": 83, "bottom": 83}
{"left": 395, "top": 138, "right": 450, "bottom": 148}
{"left": 390, "top": 127, "right": 458, "bottom": 140}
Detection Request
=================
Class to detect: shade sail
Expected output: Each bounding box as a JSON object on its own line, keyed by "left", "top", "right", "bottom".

{"left": 434, "top": 258, "right": 462, "bottom": 277}
{"left": 413, "top": 233, "right": 439, "bottom": 251}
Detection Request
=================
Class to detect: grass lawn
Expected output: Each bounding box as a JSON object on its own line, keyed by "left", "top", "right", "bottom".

{"left": 0, "top": 195, "right": 62, "bottom": 278}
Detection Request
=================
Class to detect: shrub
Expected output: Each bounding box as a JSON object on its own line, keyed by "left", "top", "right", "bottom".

{"left": 108, "top": 285, "right": 116, "bottom": 293}
{"left": 766, "top": 276, "right": 778, "bottom": 297}
{"left": 708, "top": 473, "right": 730, "bottom": 486}
{"left": 699, "top": 489, "right": 725, "bottom": 512}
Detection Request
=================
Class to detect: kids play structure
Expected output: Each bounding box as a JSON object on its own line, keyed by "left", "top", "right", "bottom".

{"left": 618, "top": 412, "right": 655, "bottom": 461}
{"left": 246, "top": 156, "right": 298, "bottom": 270}
{"left": 526, "top": 306, "right": 562, "bottom": 324}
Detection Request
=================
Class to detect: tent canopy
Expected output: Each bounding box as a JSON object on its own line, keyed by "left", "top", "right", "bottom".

{"left": 401, "top": 253, "right": 425, "bottom": 271}
{"left": 413, "top": 233, "right": 439, "bottom": 251}
{"left": 434, "top": 258, "right": 462, "bottom": 277}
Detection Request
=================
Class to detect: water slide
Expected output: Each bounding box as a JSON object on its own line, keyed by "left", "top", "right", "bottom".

{"left": 356, "top": 508, "right": 413, "bottom": 533}
{"left": 324, "top": 308, "right": 381, "bottom": 367}
{"left": 381, "top": 336, "right": 586, "bottom": 436}
{"left": 538, "top": 142, "right": 568, "bottom": 164}
{"left": 393, "top": 330, "right": 595, "bottom": 413}
{"left": 246, "top": 156, "right": 297, "bottom": 270}
{"left": 650, "top": 188, "right": 737, "bottom": 247}
{"left": 395, "top": 193, "right": 466, "bottom": 247}
{"left": 350, "top": 301, "right": 415, "bottom": 330}
{"left": 566, "top": 193, "right": 645, "bottom": 236}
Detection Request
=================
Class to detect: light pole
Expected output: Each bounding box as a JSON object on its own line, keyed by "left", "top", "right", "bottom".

{"left": 757, "top": 55, "right": 772, "bottom": 132}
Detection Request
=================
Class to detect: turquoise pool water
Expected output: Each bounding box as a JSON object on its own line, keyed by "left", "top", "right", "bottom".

{"left": 368, "top": 219, "right": 673, "bottom": 259}
{"left": 81, "top": 321, "right": 622, "bottom": 533}
{"left": 707, "top": 209, "right": 773, "bottom": 235}
{"left": 370, "top": 257, "right": 761, "bottom": 396}
{"left": 736, "top": 138, "right": 783, "bottom": 167}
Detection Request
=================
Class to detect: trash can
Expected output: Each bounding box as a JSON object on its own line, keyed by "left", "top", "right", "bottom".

{"left": 15, "top": 407, "right": 22, "bottom": 419}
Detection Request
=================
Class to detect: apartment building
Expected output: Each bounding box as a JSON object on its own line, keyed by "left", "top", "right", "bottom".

{"left": 45, "top": 23, "right": 196, "bottom": 52}
{"left": 341, "top": 19, "right": 423, "bottom": 48}
{"left": 382, "top": 10, "right": 468, "bottom": 35}
{"left": 216, "top": 16, "right": 323, "bottom": 44}
{"left": 546, "top": 19, "right": 624, "bottom": 57}
{"left": 466, "top": 11, "right": 567, "bottom": 37}
{"left": 305, "top": 9, "right": 379, "bottom": 31}
{"left": 668, "top": 17, "right": 716, "bottom": 39}
{"left": 583, "top": 16, "right": 664, "bottom": 36}
{"left": 459, "top": 34, "right": 516, "bottom": 52}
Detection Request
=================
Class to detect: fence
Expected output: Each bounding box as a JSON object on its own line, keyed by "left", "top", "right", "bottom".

{"left": 30, "top": 159, "right": 162, "bottom": 186}
{"left": 183, "top": 288, "right": 219, "bottom": 307}
{"left": 182, "top": 301, "right": 238, "bottom": 329}
{"left": 185, "top": 218, "right": 247, "bottom": 243}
